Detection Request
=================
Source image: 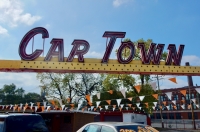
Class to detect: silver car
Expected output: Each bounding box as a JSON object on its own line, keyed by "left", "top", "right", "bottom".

{"left": 77, "top": 122, "right": 159, "bottom": 132}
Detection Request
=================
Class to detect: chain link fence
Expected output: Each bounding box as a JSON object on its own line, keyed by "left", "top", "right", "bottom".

{"left": 151, "top": 119, "right": 200, "bottom": 130}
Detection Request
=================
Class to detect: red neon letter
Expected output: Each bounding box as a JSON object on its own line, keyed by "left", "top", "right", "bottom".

{"left": 117, "top": 41, "right": 135, "bottom": 64}
{"left": 165, "top": 44, "right": 185, "bottom": 66}
{"left": 101, "top": 31, "right": 126, "bottom": 63}
{"left": 67, "top": 39, "right": 90, "bottom": 62}
{"left": 44, "top": 39, "right": 64, "bottom": 62}
{"left": 19, "top": 27, "right": 49, "bottom": 60}
{"left": 138, "top": 43, "right": 165, "bottom": 65}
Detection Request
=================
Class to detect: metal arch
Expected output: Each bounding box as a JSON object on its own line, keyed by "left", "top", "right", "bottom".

{"left": 0, "top": 57, "right": 200, "bottom": 75}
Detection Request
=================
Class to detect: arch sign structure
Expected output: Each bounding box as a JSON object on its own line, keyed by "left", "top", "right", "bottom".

{"left": 0, "top": 27, "right": 200, "bottom": 75}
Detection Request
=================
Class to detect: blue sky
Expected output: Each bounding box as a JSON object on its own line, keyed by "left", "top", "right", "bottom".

{"left": 0, "top": 0, "right": 200, "bottom": 94}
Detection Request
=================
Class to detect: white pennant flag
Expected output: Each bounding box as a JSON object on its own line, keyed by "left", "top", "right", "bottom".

{"left": 153, "top": 102, "right": 157, "bottom": 106}
{"left": 150, "top": 82, "right": 157, "bottom": 91}
{"left": 113, "top": 107, "right": 115, "bottom": 111}
{"left": 105, "top": 105, "right": 108, "bottom": 110}
{"left": 2, "top": 105, "right": 5, "bottom": 110}
{"left": 191, "top": 98, "right": 196, "bottom": 104}
{"left": 195, "top": 88, "right": 200, "bottom": 94}
{"left": 181, "top": 105, "right": 185, "bottom": 109}
{"left": 88, "top": 108, "right": 91, "bottom": 111}
{"left": 10, "top": 104, "right": 13, "bottom": 109}
{"left": 20, "top": 103, "right": 23, "bottom": 110}
{"left": 100, "top": 108, "right": 103, "bottom": 111}
{"left": 165, "top": 92, "right": 172, "bottom": 100}
{"left": 91, "top": 106, "right": 94, "bottom": 111}
{"left": 138, "top": 107, "right": 141, "bottom": 110}
{"left": 152, "top": 106, "right": 155, "bottom": 110}
{"left": 35, "top": 106, "right": 38, "bottom": 112}
{"left": 172, "top": 100, "right": 176, "bottom": 105}
{"left": 116, "top": 99, "right": 122, "bottom": 107}
{"left": 120, "top": 104, "right": 124, "bottom": 108}
{"left": 77, "top": 103, "right": 82, "bottom": 110}
{"left": 126, "top": 107, "right": 129, "bottom": 110}
{"left": 65, "top": 107, "right": 68, "bottom": 110}
{"left": 46, "top": 106, "right": 51, "bottom": 111}
{"left": 61, "top": 105, "right": 65, "bottom": 110}
{"left": 96, "top": 92, "right": 100, "bottom": 99}
{"left": 30, "top": 102, "right": 34, "bottom": 109}
{"left": 136, "top": 103, "right": 140, "bottom": 107}
{"left": 166, "top": 106, "right": 170, "bottom": 110}
{"left": 120, "top": 89, "right": 126, "bottom": 98}
{"left": 43, "top": 101, "right": 47, "bottom": 109}
{"left": 96, "top": 101, "right": 101, "bottom": 107}
{"left": 196, "top": 104, "right": 199, "bottom": 108}
{"left": 75, "top": 97, "right": 80, "bottom": 103}
{"left": 139, "top": 96, "right": 145, "bottom": 101}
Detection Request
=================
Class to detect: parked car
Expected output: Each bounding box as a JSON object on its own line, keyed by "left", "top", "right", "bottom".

{"left": 0, "top": 113, "right": 49, "bottom": 132}
{"left": 77, "top": 122, "right": 159, "bottom": 132}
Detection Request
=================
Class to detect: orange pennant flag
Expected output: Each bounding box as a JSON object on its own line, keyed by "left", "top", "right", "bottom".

{"left": 18, "top": 107, "right": 21, "bottom": 112}
{"left": 132, "top": 107, "right": 135, "bottom": 110}
{"left": 145, "top": 103, "right": 149, "bottom": 108}
{"left": 168, "top": 77, "right": 177, "bottom": 84}
{"left": 181, "top": 100, "right": 185, "bottom": 104}
{"left": 119, "top": 107, "right": 122, "bottom": 111}
{"left": 88, "top": 102, "right": 92, "bottom": 106}
{"left": 159, "top": 106, "right": 162, "bottom": 109}
{"left": 37, "top": 102, "right": 40, "bottom": 107}
{"left": 106, "top": 100, "right": 111, "bottom": 105}
{"left": 67, "top": 98, "right": 70, "bottom": 103}
{"left": 82, "top": 107, "right": 85, "bottom": 112}
{"left": 188, "top": 105, "right": 191, "bottom": 109}
{"left": 163, "top": 101, "right": 166, "bottom": 106}
{"left": 85, "top": 95, "right": 90, "bottom": 103}
{"left": 70, "top": 104, "right": 74, "bottom": 107}
{"left": 180, "top": 90, "right": 186, "bottom": 96}
{"left": 41, "top": 106, "right": 45, "bottom": 112}
{"left": 152, "top": 94, "right": 158, "bottom": 100}
{"left": 173, "top": 106, "right": 177, "bottom": 109}
{"left": 128, "top": 97, "right": 133, "bottom": 101}
{"left": 134, "top": 85, "right": 141, "bottom": 93}
{"left": 108, "top": 90, "right": 113, "bottom": 94}
{"left": 94, "top": 108, "right": 97, "bottom": 111}
{"left": 113, "top": 105, "right": 116, "bottom": 108}
{"left": 128, "top": 104, "right": 132, "bottom": 107}
{"left": 98, "top": 106, "right": 101, "bottom": 109}
{"left": 51, "top": 100, "right": 55, "bottom": 106}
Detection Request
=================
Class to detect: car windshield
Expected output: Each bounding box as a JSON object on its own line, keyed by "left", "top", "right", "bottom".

{"left": 5, "top": 115, "right": 49, "bottom": 132}
{"left": 115, "top": 125, "right": 159, "bottom": 132}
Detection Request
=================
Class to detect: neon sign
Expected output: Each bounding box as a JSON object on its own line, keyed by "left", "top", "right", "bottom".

{"left": 19, "top": 27, "right": 184, "bottom": 66}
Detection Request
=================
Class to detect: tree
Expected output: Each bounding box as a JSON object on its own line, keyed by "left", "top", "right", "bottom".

{"left": 3, "top": 83, "right": 16, "bottom": 95}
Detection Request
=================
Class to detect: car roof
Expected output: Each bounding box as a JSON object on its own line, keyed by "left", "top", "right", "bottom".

{"left": 0, "top": 113, "right": 40, "bottom": 118}
{"left": 87, "top": 122, "right": 147, "bottom": 127}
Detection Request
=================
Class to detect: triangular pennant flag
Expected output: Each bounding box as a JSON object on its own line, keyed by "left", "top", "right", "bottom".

{"left": 61, "top": 105, "right": 65, "bottom": 110}
{"left": 195, "top": 88, "right": 200, "bottom": 94}
{"left": 67, "top": 98, "right": 70, "bottom": 103}
{"left": 128, "top": 97, "right": 133, "bottom": 101}
{"left": 188, "top": 105, "right": 191, "bottom": 109}
{"left": 75, "top": 97, "right": 80, "bottom": 103}
{"left": 138, "top": 107, "right": 141, "bottom": 110}
{"left": 150, "top": 82, "right": 157, "bottom": 91}
{"left": 152, "top": 94, "right": 158, "bottom": 100}
{"left": 145, "top": 103, "right": 148, "bottom": 108}
{"left": 51, "top": 100, "right": 55, "bottom": 106}
{"left": 127, "top": 104, "right": 132, "bottom": 107}
{"left": 196, "top": 104, "right": 199, "bottom": 108}
{"left": 105, "top": 105, "right": 108, "bottom": 110}
{"left": 120, "top": 89, "right": 126, "bottom": 98}
{"left": 91, "top": 106, "right": 94, "bottom": 111}
{"left": 125, "top": 107, "right": 129, "bottom": 110}
{"left": 181, "top": 105, "right": 185, "bottom": 109}
{"left": 88, "top": 108, "right": 91, "bottom": 111}
{"left": 88, "top": 102, "right": 92, "bottom": 106}
{"left": 46, "top": 106, "right": 51, "bottom": 111}
{"left": 108, "top": 90, "right": 113, "bottom": 94}
{"left": 191, "top": 98, "right": 196, "bottom": 104}
{"left": 77, "top": 103, "right": 82, "bottom": 110}
{"left": 153, "top": 102, "right": 157, "bottom": 106}
{"left": 168, "top": 77, "right": 177, "bottom": 84}
{"left": 98, "top": 106, "right": 101, "bottom": 109}
{"left": 165, "top": 92, "right": 172, "bottom": 100}
{"left": 180, "top": 90, "right": 187, "bottom": 96}
{"left": 113, "top": 107, "right": 115, "bottom": 111}
{"left": 139, "top": 96, "right": 145, "bottom": 101}
{"left": 57, "top": 99, "right": 62, "bottom": 107}
{"left": 30, "top": 102, "right": 34, "bottom": 109}
{"left": 37, "top": 102, "right": 40, "bottom": 108}
{"left": 166, "top": 106, "right": 170, "bottom": 110}
{"left": 136, "top": 103, "right": 140, "bottom": 107}
{"left": 120, "top": 104, "right": 124, "bottom": 108}
{"left": 100, "top": 108, "right": 103, "bottom": 111}
{"left": 119, "top": 107, "right": 122, "bottom": 111}
{"left": 113, "top": 105, "right": 116, "bottom": 108}
{"left": 106, "top": 100, "right": 111, "bottom": 105}
{"left": 85, "top": 95, "right": 90, "bottom": 103}
{"left": 181, "top": 100, "right": 185, "bottom": 104}
{"left": 132, "top": 107, "right": 136, "bottom": 110}
{"left": 163, "top": 101, "right": 166, "bottom": 106}
{"left": 10, "top": 105, "right": 13, "bottom": 109}
{"left": 152, "top": 106, "right": 155, "bottom": 110}
{"left": 96, "top": 92, "right": 100, "bottom": 99}
{"left": 134, "top": 85, "right": 141, "bottom": 93}
{"left": 43, "top": 101, "right": 47, "bottom": 109}
{"left": 159, "top": 106, "right": 162, "bottom": 109}
{"left": 173, "top": 106, "right": 177, "bottom": 109}
{"left": 96, "top": 101, "right": 101, "bottom": 107}
{"left": 34, "top": 106, "right": 38, "bottom": 112}
{"left": 172, "top": 100, "right": 176, "bottom": 105}
{"left": 116, "top": 99, "right": 122, "bottom": 107}
{"left": 70, "top": 104, "right": 74, "bottom": 108}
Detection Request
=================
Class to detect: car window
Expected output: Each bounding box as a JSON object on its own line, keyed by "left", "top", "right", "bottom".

{"left": 0, "top": 122, "right": 4, "bottom": 132}
{"left": 83, "top": 124, "right": 100, "bottom": 132}
{"left": 101, "top": 126, "right": 115, "bottom": 132}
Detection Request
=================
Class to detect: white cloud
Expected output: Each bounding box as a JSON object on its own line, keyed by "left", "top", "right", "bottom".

{"left": 181, "top": 55, "right": 200, "bottom": 66}
{"left": 0, "top": 25, "right": 8, "bottom": 35}
{"left": 113, "top": 0, "right": 131, "bottom": 7}
{"left": 0, "top": 0, "right": 41, "bottom": 27}
{"left": 84, "top": 51, "right": 103, "bottom": 58}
